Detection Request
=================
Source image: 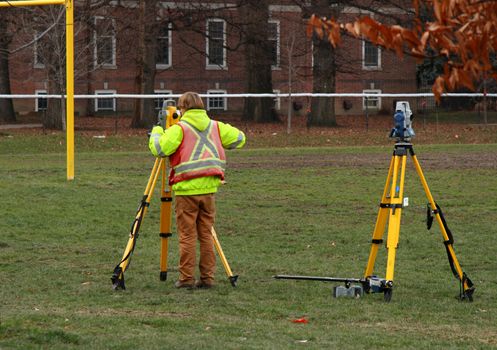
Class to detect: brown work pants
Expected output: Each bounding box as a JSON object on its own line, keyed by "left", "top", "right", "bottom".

{"left": 175, "top": 194, "right": 216, "bottom": 284}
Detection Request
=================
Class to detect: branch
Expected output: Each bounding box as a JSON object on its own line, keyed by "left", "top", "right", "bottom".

{"left": 9, "top": 7, "right": 64, "bottom": 54}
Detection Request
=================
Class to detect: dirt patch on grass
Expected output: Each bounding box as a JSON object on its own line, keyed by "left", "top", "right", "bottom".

{"left": 232, "top": 150, "right": 497, "bottom": 171}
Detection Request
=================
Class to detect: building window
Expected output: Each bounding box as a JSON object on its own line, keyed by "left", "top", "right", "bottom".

{"left": 94, "top": 17, "right": 116, "bottom": 68}
{"left": 95, "top": 90, "right": 116, "bottom": 111}
{"left": 33, "top": 33, "right": 48, "bottom": 68}
{"left": 273, "top": 89, "right": 281, "bottom": 110}
{"left": 206, "top": 19, "right": 226, "bottom": 68}
{"left": 207, "top": 90, "right": 227, "bottom": 111}
{"left": 35, "top": 90, "right": 48, "bottom": 111}
{"left": 268, "top": 20, "right": 280, "bottom": 68}
{"left": 156, "top": 23, "right": 172, "bottom": 68}
{"left": 154, "top": 90, "right": 173, "bottom": 110}
{"left": 362, "top": 40, "right": 381, "bottom": 69}
{"left": 363, "top": 89, "right": 381, "bottom": 110}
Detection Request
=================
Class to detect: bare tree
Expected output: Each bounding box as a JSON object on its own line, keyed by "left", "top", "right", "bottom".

{"left": 142, "top": 1, "right": 278, "bottom": 123}
{"left": 8, "top": 1, "right": 115, "bottom": 129}
{"left": 239, "top": 0, "right": 279, "bottom": 122}
{"left": 131, "top": 0, "right": 158, "bottom": 128}
{"left": 33, "top": 6, "right": 67, "bottom": 130}
{"left": 0, "top": 11, "right": 18, "bottom": 124}
{"left": 292, "top": 0, "right": 413, "bottom": 127}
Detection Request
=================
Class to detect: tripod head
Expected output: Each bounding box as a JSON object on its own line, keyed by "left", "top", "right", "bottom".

{"left": 158, "top": 99, "right": 181, "bottom": 129}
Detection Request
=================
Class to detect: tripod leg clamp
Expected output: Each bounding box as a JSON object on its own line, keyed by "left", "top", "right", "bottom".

{"left": 229, "top": 275, "right": 238, "bottom": 287}
{"left": 426, "top": 204, "right": 434, "bottom": 229}
{"left": 111, "top": 267, "right": 126, "bottom": 290}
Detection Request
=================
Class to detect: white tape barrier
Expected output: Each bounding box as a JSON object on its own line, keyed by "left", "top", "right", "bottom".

{"left": 1, "top": 93, "right": 497, "bottom": 99}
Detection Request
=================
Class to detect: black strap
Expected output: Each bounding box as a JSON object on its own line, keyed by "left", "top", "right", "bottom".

{"left": 112, "top": 198, "right": 149, "bottom": 275}
{"left": 435, "top": 203, "right": 458, "bottom": 277}
{"left": 380, "top": 203, "right": 402, "bottom": 209}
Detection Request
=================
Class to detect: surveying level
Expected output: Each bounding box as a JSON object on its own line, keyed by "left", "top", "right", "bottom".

{"left": 111, "top": 100, "right": 238, "bottom": 290}
{"left": 275, "top": 142, "right": 475, "bottom": 302}
{"left": 159, "top": 99, "right": 181, "bottom": 129}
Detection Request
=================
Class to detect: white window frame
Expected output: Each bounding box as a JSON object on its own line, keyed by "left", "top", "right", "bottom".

{"left": 268, "top": 20, "right": 280, "bottom": 69}
{"left": 363, "top": 89, "right": 382, "bottom": 110}
{"left": 33, "top": 33, "right": 45, "bottom": 69}
{"left": 206, "top": 19, "right": 227, "bottom": 69}
{"left": 362, "top": 40, "right": 381, "bottom": 70}
{"left": 156, "top": 23, "right": 172, "bottom": 69}
{"left": 35, "top": 90, "right": 48, "bottom": 111}
{"left": 95, "top": 90, "right": 116, "bottom": 112}
{"left": 207, "top": 90, "right": 227, "bottom": 111}
{"left": 154, "top": 90, "right": 173, "bottom": 110}
{"left": 93, "top": 16, "right": 117, "bottom": 68}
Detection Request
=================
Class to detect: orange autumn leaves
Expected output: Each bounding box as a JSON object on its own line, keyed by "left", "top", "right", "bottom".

{"left": 308, "top": 0, "right": 497, "bottom": 100}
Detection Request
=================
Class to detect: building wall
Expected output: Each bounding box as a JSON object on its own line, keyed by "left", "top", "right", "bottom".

{"left": 7, "top": 1, "right": 415, "bottom": 118}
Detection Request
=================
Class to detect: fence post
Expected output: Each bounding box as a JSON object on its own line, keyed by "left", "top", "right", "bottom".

{"left": 287, "top": 93, "right": 292, "bottom": 135}
{"left": 483, "top": 77, "right": 488, "bottom": 126}
{"left": 435, "top": 103, "right": 439, "bottom": 133}
{"left": 114, "top": 109, "right": 118, "bottom": 135}
{"left": 365, "top": 96, "right": 369, "bottom": 132}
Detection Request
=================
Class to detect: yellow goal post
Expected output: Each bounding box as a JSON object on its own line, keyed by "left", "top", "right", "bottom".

{"left": 0, "top": 0, "right": 74, "bottom": 181}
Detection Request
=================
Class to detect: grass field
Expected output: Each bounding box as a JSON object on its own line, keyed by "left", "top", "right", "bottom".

{"left": 1, "top": 129, "right": 497, "bottom": 349}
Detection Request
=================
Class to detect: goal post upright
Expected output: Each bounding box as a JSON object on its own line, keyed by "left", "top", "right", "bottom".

{"left": 65, "top": 0, "right": 74, "bottom": 180}
{"left": 0, "top": 0, "right": 75, "bottom": 180}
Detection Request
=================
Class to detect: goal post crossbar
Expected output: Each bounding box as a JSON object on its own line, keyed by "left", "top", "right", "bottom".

{"left": 0, "top": 0, "right": 64, "bottom": 7}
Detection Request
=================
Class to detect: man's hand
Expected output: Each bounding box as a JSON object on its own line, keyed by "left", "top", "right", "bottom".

{"left": 151, "top": 125, "right": 165, "bottom": 135}
{"left": 149, "top": 125, "right": 166, "bottom": 157}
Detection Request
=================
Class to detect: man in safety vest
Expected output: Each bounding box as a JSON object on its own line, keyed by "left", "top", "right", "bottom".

{"left": 149, "top": 91, "right": 246, "bottom": 289}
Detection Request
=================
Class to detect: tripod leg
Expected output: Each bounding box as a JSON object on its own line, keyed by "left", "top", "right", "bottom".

{"left": 211, "top": 227, "right": 238, "bottom": 287}
{"left": 411, "top": 153, "right": 475, "bottom": 301}
{"left": 111, "top": 158, "right": 163, "bottom": 290}
{"left": 365, "top": 156, "right": 395, "bottom": 279}
{"left": 384, "top": 154, "right": 407, "bottom": 286}
{"left": 159, "top": 160, "right": 173, "bottom": 281}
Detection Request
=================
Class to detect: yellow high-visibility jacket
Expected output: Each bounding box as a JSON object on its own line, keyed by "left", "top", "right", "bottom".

{"left": 149, "top": 109, "right": 246, "bottom": 195}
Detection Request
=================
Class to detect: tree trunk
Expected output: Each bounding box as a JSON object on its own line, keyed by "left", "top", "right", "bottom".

{"left": 84, "top": 0, "right": 94, "bottom": 117}
{"left": 35, "top": 7, "right": 65, "bottom": 130}
{"left": 241, "top": 0, "right": 278, "bottom": 123}
{"left": 43, "top": 76, "right": 64, "bottom": 130}
{"left": 131, "top": 0, "right": 158, "bottom": 129}
{"left": 308, "top": 0, "right": 338, "bottom": 127}
{"left": 0, "top": 14, "right": 16, "bottom": 123}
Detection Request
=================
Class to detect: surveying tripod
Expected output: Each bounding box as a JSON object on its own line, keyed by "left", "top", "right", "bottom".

{"left": 111, "top": 101, "right": 238, "bottom": 290}
{"left": 276, "top": 141, "right": 474, "bottom": 302}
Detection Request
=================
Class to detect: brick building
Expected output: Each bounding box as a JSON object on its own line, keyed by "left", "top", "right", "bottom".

{"left": 7, "top": 1, "right": 417, "bottom": 118}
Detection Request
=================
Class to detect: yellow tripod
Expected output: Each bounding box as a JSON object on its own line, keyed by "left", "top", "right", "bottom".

{"left": 275, "top": 141, "right": 474, "bottom": 302}
{"left": 364, "top": 142, "right": 474, "bottom": 301}
{"left": 111, "top": 102, "right": 238, "bottom": 290}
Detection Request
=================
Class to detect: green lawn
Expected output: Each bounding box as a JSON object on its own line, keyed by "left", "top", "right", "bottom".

{"left": 1, "top": 134, "right": 496, "bottom": 349}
